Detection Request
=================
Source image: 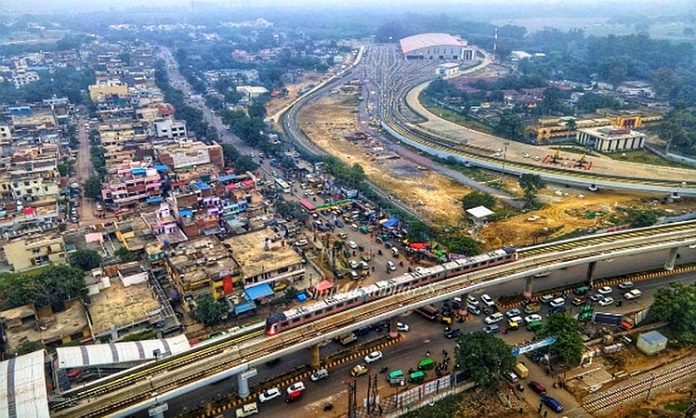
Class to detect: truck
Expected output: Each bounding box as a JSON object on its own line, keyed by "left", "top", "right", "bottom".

{"left": 514, "top": 363, "right": 529, "bottom": 379}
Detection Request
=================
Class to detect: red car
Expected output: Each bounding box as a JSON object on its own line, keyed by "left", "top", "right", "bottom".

{"left": 528, "top": 381, "right": 546, "bottom": 396}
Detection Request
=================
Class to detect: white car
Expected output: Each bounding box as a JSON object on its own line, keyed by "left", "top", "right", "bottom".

{"left": 348, "top": 240, "right": 358, "bottom": 249}
{"left": 349, "top": 270, "right": 359, "bottom": 279}
{"left": 618, "top": 281, "right": 634, "bottom": 290}
{"left": 364, "top": 351, "right": 383, "bottom": 364}
{"left": 525, "top": 314, "right": 542, "bottom": 324}
{"left": 310, "top": 369, "right": 329, "bottom": 381}
{"left": 597, "top": 286, "right": 613, "bottom": 295}
{"left": 349, "top": 260, "right": 360, "bottom": 269}
{"left": 505, "top": 308, "right": 521, "bottom": 318}
{"left": 397, "top": 322, "right": 410, "bottom": 332}
{"left": 598, "top": 297, "right": 614, "bottom": 306}
{"left": 540, "top": 294, "right": 555, "bottom": 304}
{"left": 484, "top": 312, "right": 504, "bottom": 324}
{"left": 258, "top": 387, "right": 281, "bottom": 403}
{"left": 467, "top": 296, "right": 479, "bottom": 306}
{"left": 387, "top": 261, "right": 397, "bottom": 271}
{"left": 287, "top": 382, "right": 305, "bottom": 394}
{"left": 480, "top": 294, "right": 495, "bottom": 307}
{"left": 549, "top": 297, "right": 565, "bottom": 308}
{"left": 624, "top": 289, "right": 642, "bottom": 300}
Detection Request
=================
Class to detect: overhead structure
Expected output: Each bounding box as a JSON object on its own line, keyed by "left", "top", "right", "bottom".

{"left": 0, "top": 350, "right": 50, "bottom": 418}
{"left": 399, "top": 33, "right": 476, "bottom": 61}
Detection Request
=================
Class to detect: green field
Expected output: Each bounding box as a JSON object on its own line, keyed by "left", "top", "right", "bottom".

{"left": 601, "top": 149, "right": 691, "bottom": 168}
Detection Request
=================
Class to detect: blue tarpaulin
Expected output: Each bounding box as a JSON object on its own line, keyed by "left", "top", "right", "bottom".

{"left": 245, "top": 283, "right": 274, "bottom": 300}
{"left": 147, "top": 196, "right": 163, "bottom": 204}
{"left": 154, "top": 164, "right": 169, "bottom": 173}
{"left": 383, "top": 217, "right": 399, "bottom": 229}
{"left": 196, "top": 181, "right": 211, "bottom": 191}
{"left": 218, "top": 174, "right": 237, "bottom": 183}
{"left": 131, "top": 168, "right": 146, "bottom": 176}
{"left": 296, "top": 292, "right": 308, "bottom": 302}
{"left": 234, "top": 301, "right": 257, "bottom": 315}
{"left": 179, "top": 209, "right": 193, "bottom": 217}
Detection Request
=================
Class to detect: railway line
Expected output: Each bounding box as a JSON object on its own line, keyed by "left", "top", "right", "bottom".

{"left": 582, "top": 357, "right": 696, "bottom": 413}
{"left": 52, "top": 225, "right": 696, "bottom": 417}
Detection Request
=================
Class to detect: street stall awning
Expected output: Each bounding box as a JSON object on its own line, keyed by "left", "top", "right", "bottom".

{"left": 245, "top": 283, "right": 274, "bottom": 300}
{"left": 299, "top": 198, "right": 316, "bottom": 212}
{"left": 313, "top": 280, "right": 334, "bottom": 292}
{"left": 382, "top": 217, "right": 399, "bottom": 229}
{"left": 233, "top": 301, "right": 257, "bottom": 315}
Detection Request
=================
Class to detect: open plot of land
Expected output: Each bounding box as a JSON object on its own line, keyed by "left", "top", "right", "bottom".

{"left": 265, "top": 73, "right": 323, "bottom": 116}
{"left": 297, "top": 93, "right": 471, "bottom": 224}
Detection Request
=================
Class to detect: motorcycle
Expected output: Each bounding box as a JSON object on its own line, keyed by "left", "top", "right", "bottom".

{"left": 323, "top": 403, "right": 334, "bottom": 411}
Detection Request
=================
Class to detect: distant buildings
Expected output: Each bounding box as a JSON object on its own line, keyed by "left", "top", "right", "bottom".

{"left": 400, "top": 33, "right": 476, "bottom": 61}
{"left": 576, "top": 126, "right": 646, "bottom": 152}
{"left": 436, "top": 63, "right": 460, "bottom": 77}
{"left": 236, "top": 85, "right": 269, "bottom": 101}
{"left": 3, "top": 235, "right": 70, "bottom": 272}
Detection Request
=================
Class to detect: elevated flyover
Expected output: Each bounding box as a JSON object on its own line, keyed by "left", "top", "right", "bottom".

{"left": 51, "top": 221, "right": 696, "bottom": 417}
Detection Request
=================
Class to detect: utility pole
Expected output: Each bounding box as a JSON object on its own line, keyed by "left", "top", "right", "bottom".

{"left": 346, "top": 379, "right": 357, "bottom": 418}
{"left": 685, "top": 389, "right": 696, "bottom": 418}
{"left": 645, "top": 374, "right": 656, "bottom": 402}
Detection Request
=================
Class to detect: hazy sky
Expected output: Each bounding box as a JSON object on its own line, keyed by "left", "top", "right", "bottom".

{"left": 3, "top": 0, "right": 694, "bottom": 15}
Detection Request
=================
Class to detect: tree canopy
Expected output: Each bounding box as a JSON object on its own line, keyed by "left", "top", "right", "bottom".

{"left": 538, "top": 313, "right": 584, "bottom": 366}
{"left": 83, "top": 176, "right": 102, "bottom": 200}
{"left": 460, "top": 191, "right": 496, "bottom": 211}
{"left": 518, "top": 174, "right": 545, "bottom": 206}
{"left": 0, "top": 265, "right": 87, "bottom": 310}
{"left": 115, "top": 247, "right": 141, "bottom": 263}
{"left": 194, "top": 294, "right": 227, "bottom": 326}
{"left": 455, "top": 331, "right": 515, "bottom": 392}
{"left": 648, "top": 283, "right": 696, "bottom": 344}
{"left": 69, "top": 249, "right": 102, "bottom": 271}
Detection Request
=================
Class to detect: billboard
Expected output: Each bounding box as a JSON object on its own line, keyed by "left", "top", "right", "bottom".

{"left": 593, "top": 312, "right": 623, "bottom": 326}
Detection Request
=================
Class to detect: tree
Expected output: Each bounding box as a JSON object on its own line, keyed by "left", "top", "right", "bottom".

{"left": 284, "top": 287, "right": 299, "bottom": 303}
{"left": 57, "top": 163, "right": 69, "bottom": 177}
{"left": 565, "top": 118, "right": 577, "bottom": 142}
{"left": 648, "top": 283, "right": 696, "bottom": 344}
{"left": 115, "top": 247, "right": 140, "bottom": 262}
{"left": 460, "top": 191, "right": 496, "bottom": 210}
{"left": 519, "top": 174, "right": 545, "bottom": 206}
{"left": 455, "top": 331, "right": 515, "bottom": 392}
{"left": 538, "top": 313, "right": 584, "bottom": 366}
{"left": 234, "top": 155, "right": 260, "bottom": 173}
{"left": 83, "top": 176, "right": 102, "bottom": 200}
{"left": 651, "top": 68, "right": 680, "bottom": 98}
{"left": 0, "top": 265, "right": 87, "bottom": 310}
{"left": 629, "top": 210, "right": 658, "bottom": 227}
{"left": 194, "top": 294, "right": 226, "bottom": 326}
{"left": 14, "top": 340, "right": 43, "bottom": 356}
{"left": 441, "top": 234, "right": 480, "bottom": 256}
{"left": 494, "top": 111, "right": 525, "bottom": 141}
{"left": 69, "top": 249, "right": 102, "bottom": 271}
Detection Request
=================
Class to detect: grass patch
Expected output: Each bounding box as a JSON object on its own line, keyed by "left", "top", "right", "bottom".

{"left": 601, "top": 149, "right": 690, "bottom": 168}
{"left": 664, "top": 401, "right": 688, "bottom": 412}
{"left": 402, "top": 392, "right": 464, "bottom": 418}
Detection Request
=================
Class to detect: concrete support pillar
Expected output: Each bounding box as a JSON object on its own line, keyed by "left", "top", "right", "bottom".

{"left": 664, "top": 247, "right": 679, "bottom": 271}
{"left": 310, "top": 344, "right": 321, "bottom": 369}
{"left": 586, "top": 261, "right": 597, "bottom": 286}
{"left": 237, "top": 372, "right": 250, "bottom": 398}
{"left": 389, "top": 317, "right": 399, "bottom": 339}
{"left": 523, "top": 276, "right": 534, "bottom": 299}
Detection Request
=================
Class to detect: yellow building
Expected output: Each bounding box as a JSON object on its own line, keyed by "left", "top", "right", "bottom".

{"left": 88, "top": 80, "right": 129, "bottom": 102}
{"left": 533, "top": 113, "right": 662, "bottom": 141}
{"left": 3, "top": 235, "right": 69, "bottom": 272}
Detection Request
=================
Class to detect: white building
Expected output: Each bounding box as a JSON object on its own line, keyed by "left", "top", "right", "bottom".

{"left": 436, "top": 63, "right": 460, "bottom": 77}
{"left": 0, "top": 125, "right": 11, "bottom": 145}
{"left": 236, "top": 85, "right": 269, "bottom": 101}
{"left": 576, "top": 126, "right": 646, "bottom": 153}
{"left": 154, "top": 119, "right": 187, "bottom": 139}
{"left": 12, "top": 69, "right": 40, "bottom": 88}
{"left": 400, "top": 33, "right": 476, "bottom": 61}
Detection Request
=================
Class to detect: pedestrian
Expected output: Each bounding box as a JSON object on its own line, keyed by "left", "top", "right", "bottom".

{"left": 538, "top": 403, "right": 543, "bottom": 414}
{"left": 442, "top": 349, "right": 447, "bottom": 357}
{"left": 426, "top": 351, "right": 430, "bottom": 357}
{"left": 544, "top": 411, "right": 548, "bottom": 417}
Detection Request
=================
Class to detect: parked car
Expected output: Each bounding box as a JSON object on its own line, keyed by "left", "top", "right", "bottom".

{"left": 386, "top": 261, "right": 396, "bottom": 271}
{"left": 549, "top": 297, "right": 565, "bottom": 308}
{"left": 598, "top": 297, "right": 614, "bottom": 306}
{"left": 397, "top": 322, "right": 410, "bottom": 332}
{"left": 348, "top": 240, "right": 358, "bottom": 249}
{"left": 504, "top": 371, "right": 519, "bottom": 383}
{"left": 349, "top": 260, "right": 360, "bottom": 269}
{"left": 505, "top": 308, "right": 521, "bottom": 318}
{"left": 483, "top": 324, "right": 500, "bottom": 334}
{"left": 467, "top": 296, "right": 479, "bottom": 306}
{"left": 624, "top": 289, "right": 642, "bottom": 300}
{"left": 310, "top": 369, "right": 329, "bottom": 382}
{"left": 528, "top": 381, "right": 547, "bottom": 396}
{"left": 258, "top": 388, "right": 281, "bottom": 403}
{"left": 484, "top": 312, "right": 504, "bottom": 324}
{"left": 550, "top": 306, "right": 567, "bottom": 314}
{"left": 235, "top": 402, "right": 259, "bottom": 418}
{"left": 349, "top": 270, "right": 359, "bottom": 279}
{"left": 364, "top": 351, "right": 383, "bottom": 364}
{"left": 540, "top": 294, "right": 555, "bottom": 304}
{"left": 467, "top": 305, "right": 482, "bottom": 316}
{"left": 524, "top": 314, "right": 542, "bottom": 324}
{"left": 571, "top": 297, "right": 585, "bottom": 306}
{"left": 541, "top": 396, "right": 564, "bottom": 412}
{"left": 597, "top": 286, "right": 613, "bottom": 295}
{"left": 618, "top": 281, "right": 634, "bottom": 290}
{"left": 480, "top": 294, "right": 495, "bottom": 307}
{"left": 590, "top": 294, "right": 605, "bottom": 302}
{"left": 445, "top": 328, "right": 462, "bottom": 339}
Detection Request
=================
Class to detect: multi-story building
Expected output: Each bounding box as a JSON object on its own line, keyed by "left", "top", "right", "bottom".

{"left": 154, "top": 119, "right": 187, "bottom": 139}
{"left": 156, "top": 140, "right": 224, "bottom": 170}
{"left": 3, "top": 234, "right": 69, "bottom": 272}
{"left": 101, "top": 164, "right": 163, "bottom": 209}
{"left": 88, "top": 79, "right": 129, "bottom": 102}
{"left": 0, "top": 125, "right": 11, "bottom": 145}
{"left": 141, "top": 203, "right": 188, "bottom": 246}
{"left": 576, "top": 126, "right": 646, "bottom": 153}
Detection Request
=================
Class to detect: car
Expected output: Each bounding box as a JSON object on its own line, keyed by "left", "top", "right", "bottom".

{"left": 624, "top": 289, "right": 642, "bottom": 300}
{"left": 528, "top": 381, "right": 547, "bottom": 396}
{"left": 467, "top": 296, "right": 479, "bottom": 306}
{"left": 549, "top": 297, "right": 565, "bottom": 308}
{"left": 467, "top": 305, "right": 481, "bottom": 316}
{"left": 480, "top": 294, "right": 495, "bottom": 307}
{"left": 335, "top": 220, "right": 344, "bottom": 228}
{"left": 484, "top": 312, "right": 504, "bottom": 324}
{"left": 540, "top": 294, "right": 555, "bottom": 304}
{"left": 397, "top": 322, "right": 410, "bottom": 332}
{"left": 351, "top": 224, "right": 359, "bottom": 231}
{"left": 349, "top": 270, "right": 359, "bottom": 279}
{"left": 505, "top": 308, "right": 521, "bottom": 318}
{"left": 571, "top": 297, "right": 585, "bottom": 306}
{"left": 541, "top": 395, "right": 564, "bottom": 412}
{"left": 310, "top": 369, "right": 329, "bottom": 381}
{"left": 338, "top": 232, "right": 348, "bottom": 240}
{"left": 294, "top": 239, "right": 308, "bottom": 247}
{"left": 550, "top": 305, "right": 566, "bottom": 314}
{"left": 618, "top": 281, "right": 634, "bottom": 290}
{"left": 235, "top": 402, "right": 259, "bottom": 418}
{"left": 451, "top": 297, "right": 462, "bottom": 309}
{"left": 359, "top": 261, "right": 369, "bottom": 270}
{"left": 348, "top": 240, "right": 358, "bottom": 249}
{"left": 534, "top": 155, "right": 541, "bottom": 161}
{"left": 483, "top": 324, "right": 500, "bottom": 334}
{"left": 524, "top": 314, "right": 542, "bottom": 324}
{"left": 351, "top": 364, "right": 368, "bottom": 377}
{"left": 258, "top": 388, "right": 281, "bottom": 403}
{"left": 386, "top": 261, "right": 397, "bottom": 271}
{"left": 445, "top": 328, "right": 462, "bottom": 339}
{"left": 598, "top": 297, "right": 614, "bottom": 306}
{"left": 286, "top": 382, "right": 305, "bottom": 394}
{"left": 590, "top": 293, "right": 605, "bottom": 302}
{"left": 504, "top": 371, "right": 519, "bottom": 383}
{"left": 349, "top": 260, "right": 360, "bottom": 269}
{"left": 597, "top": 286, "right": 613, "bottom": 295}
{"left": 364, "top": 351, "right": 383, "bottom": 364}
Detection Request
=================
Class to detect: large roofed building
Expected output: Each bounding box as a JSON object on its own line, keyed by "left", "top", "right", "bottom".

{"left": 399, "top": 33, "right": 476, "bottom": 61}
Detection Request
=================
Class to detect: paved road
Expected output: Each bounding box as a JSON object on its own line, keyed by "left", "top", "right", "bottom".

{"left": 74, "top": 117, "right": 102, "bottom": 226}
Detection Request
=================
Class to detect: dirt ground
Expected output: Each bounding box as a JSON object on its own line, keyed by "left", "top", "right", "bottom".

{"left": 619, "top": 386, "right": 695, "bottom": 418}
{"left": 297, "top": 93, "right": 471, "bottom": 224}
{"left": 480, "top": 184, "right": 696, "bottom": 249}
{"left": 265, "top": 73, "right": 324, "bottom": 116}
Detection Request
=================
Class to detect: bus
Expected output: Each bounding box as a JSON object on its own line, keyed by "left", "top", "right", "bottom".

{"left": 275, "top": 178, "right": 291, "bottom": 193}
{"left": 415, "top": 304, "right": 439, "bottom": 321}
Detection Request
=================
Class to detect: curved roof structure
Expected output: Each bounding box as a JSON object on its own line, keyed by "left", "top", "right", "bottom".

{"left": 399, "top": 33, "right": 465, "bottom": 54}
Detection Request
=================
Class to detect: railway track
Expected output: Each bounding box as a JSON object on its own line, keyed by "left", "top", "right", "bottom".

{"left": 55, "top": 227, "right": 696, "bottom": 417}
{"left": 583, "top": 358, "right": 696, "bottom": 413}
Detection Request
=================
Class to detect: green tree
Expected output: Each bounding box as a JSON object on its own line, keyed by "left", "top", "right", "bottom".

{"left": 234, "top": 155, "right": 260, "bottom": 173}
{"left": 455, "top": 331, "right": 515, "bottom": 392}
{"left": 648, "top": 283, "right": 696, "bottom": 344}
{"left": 0, "top": 265, "right": 87, "bottom": 309}
{"left": 629, "top": 210, "right": 658, "bottom": 227}
{"left": 565, "top": 118, "right": 577, "bottom": 142}
{"left": 538, "top": 313, "right": 584, "bottom": 366}
{"left": 14, "top": 340, "right": 43, "bottom": 356}
{"left": 460, "top": 191, "right": 496, "bottom": 210}
{"left": 83, "top": 177, "right": 102, "bottom": 200}
{"left": 519, "top": 174, "right": 545, "bottom": 206}
{"left": 652, "top": 68, "right": 680, "bottom": 98}
{"left": 494, "top": 111, "right": 525, "bottom": 141}
{"left": 194, "top": 294, "right": 226, "bottom": 326}
{"left": 115, "top": 247, "right": 141, "bottom": 262}
{"left": 57, "top": 163, "right": 69, "bottom": 177}
{"left": 441, "top": 235, "right": 480, "bottom": 256}
{"left": 284, "top": 287, "right": 299, "bottom": 303}
{"left": 69, "top": 249, "right": 102, "bottom": 271}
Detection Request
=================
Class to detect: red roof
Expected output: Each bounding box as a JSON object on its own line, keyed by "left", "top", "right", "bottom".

{"left": 313, "top": 280, "right": 334, "bottom": 292}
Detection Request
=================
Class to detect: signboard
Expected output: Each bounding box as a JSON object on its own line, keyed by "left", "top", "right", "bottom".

{"left": 593, "top": 312, "right": 623, "bottom": 326}
{"left": 512, "top": 336, "right": 558, "bottom": 357}
{"left": 148, "top": 403, "right": 168, "bottom": 416}
{"left": 241, "top": 368, "right": 258, "bottom": 380}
